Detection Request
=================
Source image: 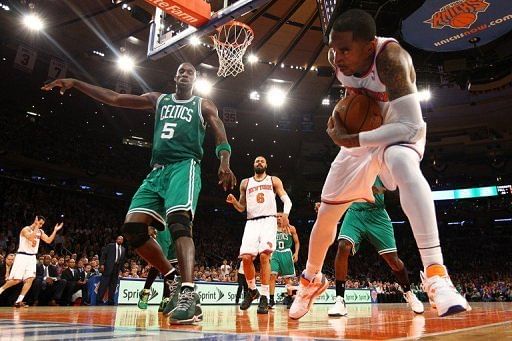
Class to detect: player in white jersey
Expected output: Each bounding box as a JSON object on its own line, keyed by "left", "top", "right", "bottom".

{"left": 290, "top": 9, "right": 470, "bottom": 320}
{"left": 0, "top": 216, "right": 63, "bottom": 307}
{"left": 226, "top": 156, "right": 292, "bottom": 314}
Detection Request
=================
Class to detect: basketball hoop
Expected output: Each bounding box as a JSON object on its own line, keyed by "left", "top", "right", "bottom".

{"left": 211, "top": 21, "right": 254, "bottom": 78}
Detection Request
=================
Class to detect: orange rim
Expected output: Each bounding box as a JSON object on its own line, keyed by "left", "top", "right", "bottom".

{"left": 211, "top": 21, "right": 254, "bottom": 48}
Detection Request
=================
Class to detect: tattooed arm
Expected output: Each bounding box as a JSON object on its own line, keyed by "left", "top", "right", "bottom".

{"left": 376, "top": 43, "right": 417, "bottom": 100}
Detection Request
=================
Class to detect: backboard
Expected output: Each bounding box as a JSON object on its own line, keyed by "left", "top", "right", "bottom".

{"left": 147, "top": 0, "right": 271, "bottom": 60}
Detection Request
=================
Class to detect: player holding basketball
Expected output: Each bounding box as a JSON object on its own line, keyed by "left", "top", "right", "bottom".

{"left": 269, "top": 212, "right": 300, "bottom": 309}
{"left": 314, "top": 177, "right": 423, "bottom": 317}
{"left": 289, "top": 9, "right": 470, "bottom": 319}
{"left": 0, "top": 216, "right": 63, "bottom": 307}
{"left": 226, "top": 156, "right": 292, "bottom": 314}
{"left": 42, "top": 63, "right": 236, "bottom": 324}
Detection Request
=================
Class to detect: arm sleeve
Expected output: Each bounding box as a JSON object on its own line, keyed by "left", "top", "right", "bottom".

{"left": 359, "top": 93, "right": 426, "bottom": 147}
{"left": 280, "top": 195, "right": 292, "bottom": 215}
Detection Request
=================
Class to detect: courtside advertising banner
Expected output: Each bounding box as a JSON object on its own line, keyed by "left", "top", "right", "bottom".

{"left": 117, "top": 279, "right": 371, "bottom": 305}
{"left": 402, "top": 0, "right": 512, "bottom": 52}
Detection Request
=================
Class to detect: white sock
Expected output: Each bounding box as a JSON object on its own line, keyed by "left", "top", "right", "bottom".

{"left": 385, "top": 146, "right": 444, "bottom": 267}
{"left": 16, "top": 295, "right": 24, "bottom": 303}
{"left": 246, "top": 278, "right": 256, "bottom": 290}
{"left": 260, "top": 284, "right": 269, "bottom": 298}
{"left": 0, "top": 287, "right": 4, "bottom": 295}
{"left": 181, "top": 282, "right": 194, "bottom": 290}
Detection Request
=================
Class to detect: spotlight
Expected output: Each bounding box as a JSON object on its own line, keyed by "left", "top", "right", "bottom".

{"left": 247, "top": 54, "right": 259, "bottom": 64}
{"left": 322, "top": 98, "right": 330, "bottom": 105}
{"left": 117, "top": 55, "right": 135, "bottom": 72}
{"left": 190, "top": 36, "right": 201, "bottom": 46}
{"left": 23, "top": 13, "right": 44, "bottom": 31}
{"left": 417, "top": 89, "right": 431, "bottom": 102}
{"left": 266, "top": 87, "right": 286, "bottom": 107}
{"left": 249, "top": 91, "right": 260, "bottom": 100}
{"left": 195, "top": 78, "right": 212, "bottom": 95}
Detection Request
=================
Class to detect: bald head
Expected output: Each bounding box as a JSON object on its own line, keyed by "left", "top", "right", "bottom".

{"left": 175, "top": 62, "right": 197, "bottom": 90}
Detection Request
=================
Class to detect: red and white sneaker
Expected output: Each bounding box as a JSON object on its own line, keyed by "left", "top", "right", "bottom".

{"left": 289, "top": 272, "right": 329, "bottom": 320}
{"left": 420, "top": 265, "right": 471, "bottom": 317}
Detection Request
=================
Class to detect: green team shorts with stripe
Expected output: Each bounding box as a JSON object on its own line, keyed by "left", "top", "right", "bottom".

{"left": 338, "top": 208, "right": 397, "bottom": 256}
{"left": 270, "top": 249, "right": 296, "bottom": 277}
{"left": 155, "top": 227, "right": 177, "bottom": 263}
{"left": 127, "top": 159, "right": 201, "bottom": 230}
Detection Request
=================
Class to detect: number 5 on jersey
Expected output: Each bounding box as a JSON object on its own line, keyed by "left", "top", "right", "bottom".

{"left": 161, "top": 122, "right": 177, "bottom": 139}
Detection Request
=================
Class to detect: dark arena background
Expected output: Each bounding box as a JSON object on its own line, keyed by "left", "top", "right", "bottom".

{"left": 0, "top": 0, "right": 511, "bottom": 339}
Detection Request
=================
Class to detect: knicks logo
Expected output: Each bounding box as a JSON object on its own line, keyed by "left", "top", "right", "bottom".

{"left": 424, "top": 0, "right": 489, "bottom": 29}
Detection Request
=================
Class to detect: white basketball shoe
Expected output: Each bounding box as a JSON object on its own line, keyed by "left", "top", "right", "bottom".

{"left": 328, "top": 296, "right": 348, "bottom": 317}
{"left": 403, "top": 290, "right": 424, "bottom": 314}
{"left": 420, "top": 265, "right": 471, "bottom": 317}
{"left": 289, "top": 272, "right": 329, "bottom": 320}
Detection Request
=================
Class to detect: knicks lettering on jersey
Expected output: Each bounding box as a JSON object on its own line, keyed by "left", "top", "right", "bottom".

{"left": 160, "top": 104, "right": 193, "bottom": 122}
{"left": 247, "top": 184, "right": 273, "bottom": 194}
{"left": 346, "top": 87, "right": 389, "bottom": 102}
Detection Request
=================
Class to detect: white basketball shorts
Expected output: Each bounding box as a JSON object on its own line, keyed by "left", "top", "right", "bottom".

{"left": 239, "top": 216, "right": 277, "bottom": 256}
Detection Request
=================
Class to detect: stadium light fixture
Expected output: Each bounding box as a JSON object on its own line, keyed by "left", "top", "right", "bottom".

{"left": 23, "top": 13, "right": 44, "bottom": 31}
{"left": 117, "top": 55, "right": 135, "bottom": 72}
{"left": 249, "top": 91, "right": 260, "bottom": 100}
{"left": 417, "top": 89, "right": 431, "bottom": 102}
{"left": 195, "top": 78, "right": 212, "bottom": 95}
{"left": 266, "top": 87, "right": 286, "bottom": 107}
{"left": 247, "top": 54, "right": 259, "bottom": 64}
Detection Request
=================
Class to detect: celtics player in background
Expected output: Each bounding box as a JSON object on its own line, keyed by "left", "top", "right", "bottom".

{"left": 315, "top": 177, "right": 423, "bottom": 317}
{"left": 269, "top": 212, "right": 300, "bottom": 309}
{"left": 138, "top": 226, "right": 179, "bottom": 313}
{"left": 42, "top": 63, "right": 237, "bottom": 324}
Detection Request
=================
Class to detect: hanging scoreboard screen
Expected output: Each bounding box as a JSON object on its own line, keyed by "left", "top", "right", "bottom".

{"left": 432, "top": 185, "right": 512, "bottom": 201}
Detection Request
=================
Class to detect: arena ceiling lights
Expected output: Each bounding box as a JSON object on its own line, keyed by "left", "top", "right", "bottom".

{"left": 22, "top": 13, "right": 44, "bottom": 31}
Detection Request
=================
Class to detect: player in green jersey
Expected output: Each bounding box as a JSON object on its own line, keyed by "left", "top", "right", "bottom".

{"left": 315, "top": 177, "right": 423, "bottom": 317}
{"left": 269, "top": 212, "right": 300, "bottom": 309}
{"left": 42, "top": 63, "right": 237, "bottom": 324}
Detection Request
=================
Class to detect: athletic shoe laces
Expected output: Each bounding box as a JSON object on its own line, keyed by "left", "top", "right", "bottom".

{"left": 176, "top": 291, "right": 195, "bottom": 310}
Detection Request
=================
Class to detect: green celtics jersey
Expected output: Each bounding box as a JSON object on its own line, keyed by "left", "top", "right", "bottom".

{"left": 150, "top": 94, "right": 206, "bottom": 166}
{"left": 350, "top": 176, "right": 385, "bottom": 210}
{"left": 276, "top": 230, "right": 293, "bottom": 251}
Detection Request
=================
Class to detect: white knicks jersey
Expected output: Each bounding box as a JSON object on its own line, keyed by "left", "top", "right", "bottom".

{"left": 245, "top": 176, "right": 277, "bottom": 219}
{"left": 336, "top": 37, "right": 399, "bottom": 124}
{"left": 18, "top": 227, "right": 41, "bottom": 254}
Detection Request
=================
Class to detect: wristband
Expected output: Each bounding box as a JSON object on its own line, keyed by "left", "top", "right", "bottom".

{"left": 215, "top": 142, "right": 232, "bottom": 159}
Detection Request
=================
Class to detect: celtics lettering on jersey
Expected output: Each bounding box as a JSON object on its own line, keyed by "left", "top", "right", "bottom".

{"left": 276, "top": 230, "right": 293, "bottom": 251}
{"left": 151, "top": 93, "right": 206, "bottom": 166}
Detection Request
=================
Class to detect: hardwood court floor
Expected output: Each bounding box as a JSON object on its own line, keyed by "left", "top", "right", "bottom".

{"left": 0, "top": 302, "right": 511, "bottom": 340}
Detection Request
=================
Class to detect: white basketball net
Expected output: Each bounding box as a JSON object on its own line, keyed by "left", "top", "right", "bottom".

{"left": 212, "top": 21, "right": 254, "bottom": 78}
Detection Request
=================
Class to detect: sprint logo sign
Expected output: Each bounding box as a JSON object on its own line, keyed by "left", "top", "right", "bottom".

{"left": 122, "top": 287, "right": 159, "bottom": 302}
{"left": 118, "top": 279, "right": 164, "bottom": 305}
{"left": 196, "top": 286, "right": 225, "bottom": 303}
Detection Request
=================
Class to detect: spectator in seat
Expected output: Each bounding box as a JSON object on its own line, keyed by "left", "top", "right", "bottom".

{"left": 31, "top": 255, "right": 66, "bottom": 306}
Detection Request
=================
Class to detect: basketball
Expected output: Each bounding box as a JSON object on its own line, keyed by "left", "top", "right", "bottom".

{"left": 332, "top": 93, "right": 383, "bottom": 134}
{"left": 451, "top": 12, "right": 476, "bottom": 28}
